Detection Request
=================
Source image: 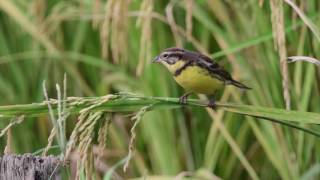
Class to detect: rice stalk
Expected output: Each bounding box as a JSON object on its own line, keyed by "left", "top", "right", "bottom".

{"left": 31, "top": 0, "right": 46, "bottom": 30}
{"left": 76, "top": 112, "right": 103, "bottom": 180}
{"left": 166, "top": 0, "right": 183, "bottom": 47}
{"left": 62, "top": 74, "right": 67, "bottom": 144}
{"left": 284, "top": 0, "right": 320, "bottom": 42}
{"left": 185, "top": 0, "right": 193, "bottom": 41}
{"left": 0, "top": 0, "right": 57, "bottom": 53}
{"left": 43, "top": 128, "right": 57, "bottom": 156}
{"left": 112, "top": 0, "right": 130, "bottom": 64}
{"left": 65, "top": 95, "right": 115, "bottom": 179}
{"left": 1, "top": 94, "right": 320, "bottom": 125}
{"left": 164, "top": 5, "right": 208, "bottom": 54}
{"left": 1, "top": 116, "right": 25, "bottom": 155}
{"left": 92, "top": 0, "right": 102, "bottom": 29}
{"left": 100, "top": 0, "right": 114, "bottom": 60}
{"left": 259, "top": 0, "right": 264, "bottom": 7}
{"left": 56, "top": 82, "right": 68, "bottom": 155}
{"left": 203, "top": 91, "right": 234, "bottom": 171}
{"left": 123, "top": 104, "right": 153, "bottom": 172}
{"left": 0, "top": 115, "right": 25, "bottom": 138}
{"left": 269, "top": 2, "right": 299, "bottom": 178}
{"left": 97, "top": 114, "right": 112, "bottom": 161}
{"left": 4, "top": 128, "right": 13, "bottom": 154}
{"left": 191, "top": 3, "right": 239, "bottom": 69}
{"left": 100, "top": 0, "right": 130, "bottom": 63}
{"left": 200, "top": 95, "right": 259, "bottom": 180}
{"left": 43, "top": 79, "right": 70, "bottom": 158}
{"left": 43, "top": 2, "right": 75, "bottom": 36}
{"left": 136, "top": 0, "right": 153, "bottom": 76}
{"left": 270, "top": 0, "right": 291, "bottom": 110}
{"left": 79, "top": 95, "right": 116, "bottom": 114}
{"left": 65, "top": 117, "right": 82, "bottom": 161}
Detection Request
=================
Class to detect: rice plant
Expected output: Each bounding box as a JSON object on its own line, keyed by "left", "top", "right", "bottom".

{"left": 0, "top": 0, "right": 320, "bottom": 179}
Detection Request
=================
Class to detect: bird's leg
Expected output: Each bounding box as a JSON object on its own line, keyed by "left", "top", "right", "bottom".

{"left": 207, "top": 98, "right": 217, "bottom": 110}
{"left": 179, "top": 92, "right": 192, "bottom": 105}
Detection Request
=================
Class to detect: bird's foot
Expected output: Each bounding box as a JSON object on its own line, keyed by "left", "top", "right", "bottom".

{"left": 207, "top": 98, "right": 217, "bottom": 110}
{"left": 179, "top": 92, "right": 191, "bottom": 105}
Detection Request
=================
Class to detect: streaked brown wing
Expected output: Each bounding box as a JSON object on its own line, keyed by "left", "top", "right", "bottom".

{"left": 176, "top": 49, "right": 250, "bottom": 89}
{"left": 194, "top": 52, "right": 233, "bottom": 82}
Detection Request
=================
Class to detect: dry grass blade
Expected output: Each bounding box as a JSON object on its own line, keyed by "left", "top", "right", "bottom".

{"left": 43, "top": 128, "right": 57, "bottom": 156}
{"left": 166, "top": 0, "right": 183, "bottom": 47}
{"left": 0, "top": 116, "right": 25, "bottom": 138}
{"left": 185, "top": 0, "right": 193, "bottom": 40}
{"left": 2, "top": 116, "right": 25, "bottom": 154}
{"left": 288, "top": 56, "right": 320, "bottom": 66}
{"left": 0, "top": 0, "right": 56, "bottom": 53}
{"left": 284, "top": 0, "right": 320, "bottom": 42}
{"left": 4, "top": 128, "right": 12, "bottom": 155}
{"left": 259, "top": 0, "right": 264, "bottom": 7}
{"left": 92, "top": 0, "right": 102, "bottom": 29}
{"left": 138, "top": 3, "right": 206, "bottom": 53}
{"left": 270, "top": 0, "right": 291, "bottom": 110}
{"left": 100, "top": 0, "right": 114, "bottom": 60}
{"left": 136, "top": 0, "right": 153, "bottom": 76}
{"left": 200, "top": 93, "right": 259, "bottom": 180}
{"left": 43, "top": 81, "right": 58, "bottom": 132}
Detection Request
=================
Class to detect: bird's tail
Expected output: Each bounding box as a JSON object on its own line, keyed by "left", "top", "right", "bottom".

{"left": 229, "top": 79, "right": 251, "bottom": 90}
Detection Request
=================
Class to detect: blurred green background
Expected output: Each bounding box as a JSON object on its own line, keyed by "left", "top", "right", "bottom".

{"left": 0, "top": 0, "right": 320, "bottom": 179}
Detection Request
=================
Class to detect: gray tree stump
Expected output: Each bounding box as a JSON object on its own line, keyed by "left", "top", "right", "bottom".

{"left": 0, "top": 154, "right": 61, "bottom": 180}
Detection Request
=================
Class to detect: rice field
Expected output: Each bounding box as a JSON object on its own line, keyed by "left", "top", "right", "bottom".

{"left": 0, "top": 0, "right": 320, "bottom": 179}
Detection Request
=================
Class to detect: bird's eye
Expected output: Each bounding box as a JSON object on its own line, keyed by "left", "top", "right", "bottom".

{"left": 163, "top": 54, "right": 168, "bottom": 58}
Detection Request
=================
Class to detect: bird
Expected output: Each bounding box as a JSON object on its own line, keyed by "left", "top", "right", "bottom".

{"left": 153, "top": 47, "right": 250, "bottom": 109}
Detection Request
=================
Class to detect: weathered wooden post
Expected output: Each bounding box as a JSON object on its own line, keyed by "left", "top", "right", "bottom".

{"left": 0, "top": 154, "right": 61, "bottom": 180}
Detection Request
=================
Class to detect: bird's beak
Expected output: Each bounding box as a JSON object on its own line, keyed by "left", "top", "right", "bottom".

{"left": 153, "top": 56, "right": 160, "bottom": 63}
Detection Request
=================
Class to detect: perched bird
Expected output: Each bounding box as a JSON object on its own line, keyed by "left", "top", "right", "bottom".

{"left": 153, "top": 47, "right": 250, "bottom": 108}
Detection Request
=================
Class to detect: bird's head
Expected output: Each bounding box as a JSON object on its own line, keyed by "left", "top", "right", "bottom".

{"left": 153, "top": 47, "right": 187, "bottom": 74}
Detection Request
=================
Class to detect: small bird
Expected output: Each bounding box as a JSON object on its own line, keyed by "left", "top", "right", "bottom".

{"left": 153, "top": 47, "right": 250, "bottom": 108}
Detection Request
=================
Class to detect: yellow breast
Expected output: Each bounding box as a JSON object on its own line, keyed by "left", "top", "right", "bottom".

{"left": 174, "top": 66, "right": 223, "bottom": 95}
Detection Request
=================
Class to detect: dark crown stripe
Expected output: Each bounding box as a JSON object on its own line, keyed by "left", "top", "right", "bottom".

{"left": 168, "top": 53, "right": 183, "bottom": 59}
{"left": 164, "top": 47, "right": 185, "bottom": 52}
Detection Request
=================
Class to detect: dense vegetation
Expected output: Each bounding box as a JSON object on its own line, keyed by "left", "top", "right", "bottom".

{"left": 0, "top": 0, "right": 319, "bottom": 179}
